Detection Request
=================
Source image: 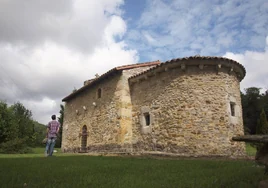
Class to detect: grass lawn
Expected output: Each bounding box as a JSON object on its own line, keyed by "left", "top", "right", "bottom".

{"left": 0, "top": 146, "right": 266, "bottom": 188}
{"left": 246, "top": 143, "right": 257, "bottom": 156}
{"left": 0, "top": 148, "right": 76, "bottom": 158}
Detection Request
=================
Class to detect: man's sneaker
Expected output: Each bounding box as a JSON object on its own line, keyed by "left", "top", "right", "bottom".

{"left": 45, "top": 151, "right": 48, "bottom": 157}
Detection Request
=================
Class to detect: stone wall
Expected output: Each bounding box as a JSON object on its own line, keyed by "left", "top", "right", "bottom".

{"left": 130, "top": 61, "right": 245, "bottom": 157}
{"left": 116, "top": 67, "right": 156, "bottom": 147}
{"left": 62, "top": 66, "right": 156, "bottom": 153}
{"left": 62, "top": 74, "right": 122, "bottom": 152}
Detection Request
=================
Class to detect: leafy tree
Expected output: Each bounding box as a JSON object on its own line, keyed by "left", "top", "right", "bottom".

{"left": 33, "top": 121, "right": 47, "bottom": 147}
{"left": 251, "top": 108, "right": 268, "bottom": 151}
{"left": 55, "top": 104, "right": 64, "bottom": 148}
{"left": 241, "top": 87, "right": 262, "bottom": 134}
{"left": 0, "top": 101, "right": 36, "bottom": 153}
{"left": 241, "top": 87, "right": 268, "bottom": 136}
{"left": 256, "top": 109, "right": 268, "bottom": 135}
{"left": 0, "top": 101, "right": 16, "bottom": 143}
{"left": 261, "top": 89, "right": 268, "bottom": 117}
{"left": 10, "top": 102, "right": 35, "bottom": 146}
{"left": 58, "top": 104, "right": 64, "bottom": 126}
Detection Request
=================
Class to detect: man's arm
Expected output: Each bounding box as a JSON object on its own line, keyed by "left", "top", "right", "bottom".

{"left": 46, "top": 127, "right": 49, "bottom": 138}
{"left": 56, "top": 122, "right": 61, "bottom": 134}
{"left": 46, "top": 122, "right": 50, "bottom": 138}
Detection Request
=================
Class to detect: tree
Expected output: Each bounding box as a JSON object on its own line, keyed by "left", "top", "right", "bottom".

{"left": 261, "top": 89, "right": 268, "bottom": 117}
{"left": 0, "top": 101, "right": 40, "bottom": 153}
{"left": 0, "top": 101, "right": 15, "bottom": 143}
{"left": 55, "top": 104, "right": 64, "bottom": 148}
{"left": 33, "top": 121, "right": 47, "bottom": 147}
{"left": 58, "top": 104, "right": 64, "bottom": 126}
{"left": 10, "top": 102, "right": 35, "bottom": 146}
{"left": 241, "top": 87, "right": 262, "bottom": 134}
{"left": 256, "top": 109, "right": 268, "bottom": 135}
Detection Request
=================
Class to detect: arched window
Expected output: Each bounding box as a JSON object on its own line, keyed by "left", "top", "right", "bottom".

{"left": 97, "top": 88, "right": 102, "bottom": 98}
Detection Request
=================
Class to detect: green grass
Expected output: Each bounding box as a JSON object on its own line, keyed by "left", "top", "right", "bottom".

{"left": 0, "top": 156, "right": 266, "bottom": 188}
{"left": 0, "top": 147, "right": 265, "bottom": 188}
{"left": 0, "top": 147, "right": 77, "bottom": 158}
{"left": 246, "top": 143, "right": 257, "bottom": 156}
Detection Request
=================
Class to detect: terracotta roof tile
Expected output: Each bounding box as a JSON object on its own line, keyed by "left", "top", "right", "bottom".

{"left": 115, "top": 60, "right": 160, "bottom": 70}
{"left": 129, "top": 56, "right": 246, "bottom": 79}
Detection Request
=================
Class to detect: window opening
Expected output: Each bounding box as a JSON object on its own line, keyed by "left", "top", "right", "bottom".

{"left": 230, "top": 102, "right": 235, "bottom": 116}
{"left": 144, "top": 113, "right": 150, "bottom": 126}
{"left": 97, "top": 88, "right": 102, "bottom": 98}
{"left": 81, "top": 125, "right": 87, "bottom": 152}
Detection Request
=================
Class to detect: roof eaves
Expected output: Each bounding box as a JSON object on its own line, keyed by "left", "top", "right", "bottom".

{"left": 62, "top": 68, "right": 119, "bottom": 102}
{"left": 129, "top": 56, "right": 246, "bottom": 80}
{"left": 115, "top": 60, "right": 161, "bottom": 70}
{"left": 62, "top": 60, "right": 161, "bottom": 102}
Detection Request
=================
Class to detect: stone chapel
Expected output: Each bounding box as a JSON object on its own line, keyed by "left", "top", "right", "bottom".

{"left": 61, "top": 56, "right": 246, "bottom": 157}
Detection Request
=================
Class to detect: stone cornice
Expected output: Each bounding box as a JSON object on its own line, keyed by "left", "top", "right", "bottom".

{"left": 129, "top": 56, "right": 246, "bottom": 83}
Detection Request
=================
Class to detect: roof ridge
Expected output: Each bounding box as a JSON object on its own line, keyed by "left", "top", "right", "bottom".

{"left": 115, "top": 60, "right": 160, "bottom": 70}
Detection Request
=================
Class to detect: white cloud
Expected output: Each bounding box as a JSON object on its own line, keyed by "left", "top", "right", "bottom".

{"left": 224, "top": 36, "right": 268, "bottom": 92}
{"left": 124, "top": 0, "right": 268, "bottom": 93}
{"left": 143, "top": 31, "right": 157, "bottom": 44}
{"left": 104, "top": 15, "right": 127, "bottom": 40}
{"left": 0, "top": 0, "right": 138, "bottom": 124}
{"left": 0, "top": 0, "right": 267, "bottom": 123}
{"left": 141, "top": 30, "right": 174, "bottom": 47}
{"left": 126, "top": 0, "right": 268, "bottom": 60}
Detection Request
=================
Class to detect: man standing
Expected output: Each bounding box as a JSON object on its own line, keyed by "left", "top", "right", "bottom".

{"left": 45, "top": 115, "right": 60, "bottom": 157}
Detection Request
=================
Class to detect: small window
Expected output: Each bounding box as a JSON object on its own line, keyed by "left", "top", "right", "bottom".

{"left": 81, "top": 125, "right": 87, "bottom": 152}
{"left": 97, "top": 88, "right": 102, "bottom": 98}
{"left": 144, "top": 113, "right": 150, "bottom": 126}
{"left": 230, "top": 102, "right": 235, "bottom": 116}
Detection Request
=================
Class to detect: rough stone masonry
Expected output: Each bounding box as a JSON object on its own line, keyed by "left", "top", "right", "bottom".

{"left": 61, "top": 56, "right": 246, "bottom": 157}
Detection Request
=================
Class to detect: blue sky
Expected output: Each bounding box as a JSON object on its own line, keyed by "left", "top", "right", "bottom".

{"left": 0, "top": 0, "right": 267, "bottom": 123}
{"left": 122, "top": 0, "right": 268, "bottom": 62}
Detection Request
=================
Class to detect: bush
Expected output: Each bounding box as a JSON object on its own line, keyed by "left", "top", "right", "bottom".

{"left": 0, "top": 138, "right": 33, "bottom": 154}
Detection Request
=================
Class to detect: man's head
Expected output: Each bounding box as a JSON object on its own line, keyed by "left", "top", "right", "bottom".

{"left": 51, "top": 115, "right": 56, "bottom": 120}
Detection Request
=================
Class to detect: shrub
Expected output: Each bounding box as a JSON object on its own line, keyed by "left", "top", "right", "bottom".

{"left": 0, "top": 138, "right": 32, "bottom": 154}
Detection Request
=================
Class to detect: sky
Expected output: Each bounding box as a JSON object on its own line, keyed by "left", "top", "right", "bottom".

{"left": 0, "top": 0, "right": 267, "bottom": 124}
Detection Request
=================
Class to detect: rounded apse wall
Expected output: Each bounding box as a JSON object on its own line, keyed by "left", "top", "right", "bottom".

{"left": 130, "top": 57, "right": 246, "bottom": 157}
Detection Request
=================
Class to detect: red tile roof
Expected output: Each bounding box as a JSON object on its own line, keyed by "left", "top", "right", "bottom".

{"left": 62, "top": 60, "right": 160, "bottom": 101}
{"left": 115, "top": 60, "right": 160, "bottom": 70}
